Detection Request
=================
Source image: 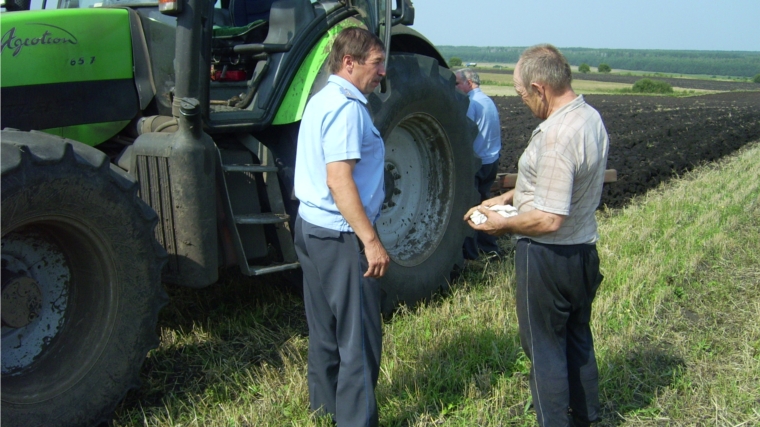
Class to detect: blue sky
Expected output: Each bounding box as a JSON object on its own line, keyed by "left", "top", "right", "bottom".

{"left": 408, "top": 0, "right": 760, "bottom": 51}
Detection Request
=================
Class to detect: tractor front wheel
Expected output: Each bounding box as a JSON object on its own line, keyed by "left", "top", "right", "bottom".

{"left": 1, "top": 130, "right": 166, "bottom": 427}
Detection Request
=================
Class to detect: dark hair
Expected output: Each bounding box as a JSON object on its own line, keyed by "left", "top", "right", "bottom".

{"left": 328, "top": 27, "right": 385, "bottom": 74}
{"left": 518, "top": 44, "right": 573, "bottom": 94}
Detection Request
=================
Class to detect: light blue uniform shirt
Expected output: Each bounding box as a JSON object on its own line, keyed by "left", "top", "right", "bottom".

{"left": 294, "top": 75, "right": 385, "bottom": 232}
{"left": 469, "top": 88, "right": 502, "bottom": 165}
{"left": 465, "top": 99, "right": 485, "bottom": 166}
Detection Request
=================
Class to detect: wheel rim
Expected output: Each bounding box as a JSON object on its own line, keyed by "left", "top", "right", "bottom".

{"left": 1, "top": 216, "right": 117, "bottom": 404}
{"left": 376, "top": 113, "right": 455, "bottom": 267}
{"left": 2, "top": 230, "right": 69, "bottom": 373}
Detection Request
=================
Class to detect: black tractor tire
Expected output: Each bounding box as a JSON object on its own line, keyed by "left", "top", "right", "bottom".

{"left": 368, "top": 54, "right": 480, "bottom": 314}
{"left": 1, "top": 130, "right": 167, "bottom": 427}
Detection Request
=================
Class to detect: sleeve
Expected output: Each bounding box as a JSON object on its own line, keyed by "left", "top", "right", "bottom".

{"left": 322, "top": 101, "right": 364, "bottom": 164}
{"left": 532, "top": 149, "right": 574, "bottom": 215}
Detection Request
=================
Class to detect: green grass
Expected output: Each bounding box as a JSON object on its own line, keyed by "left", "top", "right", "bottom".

{"left": 113, "top": 141, "right": 760, "bottom": 426}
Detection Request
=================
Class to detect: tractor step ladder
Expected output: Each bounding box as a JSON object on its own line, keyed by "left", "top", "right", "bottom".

{"left": 218, "top": 135, "right": 299, "bottom": 275}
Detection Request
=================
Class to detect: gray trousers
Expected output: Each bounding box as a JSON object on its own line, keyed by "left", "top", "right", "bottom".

{"left": 515, "top": 238, "right": 603, "bottom": 427}
{"left": 294, "top": 215, "right": 382, "bottom": 427}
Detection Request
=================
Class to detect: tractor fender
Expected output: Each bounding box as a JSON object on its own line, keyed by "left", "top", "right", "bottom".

{"left": 388, "top": 24, "right": 448, "bottom": 69}
{"left": 272, "top": 17, "right": 364, "bottom": 125}
{"left": 272, "top": 22, "right": 448, "bottom": 126}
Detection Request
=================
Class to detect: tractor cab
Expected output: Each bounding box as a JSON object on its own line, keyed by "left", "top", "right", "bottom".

{"left": 205, "top": 0, "right": 327, "bottom": 129}
{"left": 202, "top": 0, "right": 413, "bottom": 132}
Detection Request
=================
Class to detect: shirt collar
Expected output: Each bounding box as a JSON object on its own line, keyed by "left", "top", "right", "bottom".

{"left": 328, "top": 75, "right": 368, "bottom": 104}
{"left": 468, "top": 87, "right": 482, "bottom": 99}
{"left": 537, "top": 94, "right": 586, "bottom": 133}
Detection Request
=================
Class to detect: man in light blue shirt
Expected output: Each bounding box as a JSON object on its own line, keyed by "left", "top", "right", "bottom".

{"left": 293, "top": 27, "right": 389, "bottom": 427}
{"left": 456, "top": 68, "right": 503, "bottom": 258}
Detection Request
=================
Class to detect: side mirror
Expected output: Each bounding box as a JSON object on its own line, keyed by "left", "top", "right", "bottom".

{"left": 392, "top": 0, "right": 414, "bottom": 26}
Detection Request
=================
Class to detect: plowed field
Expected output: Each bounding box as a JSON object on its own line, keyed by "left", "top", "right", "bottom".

{"left": 494, "top": 91, "right": 760, "bottom": 209}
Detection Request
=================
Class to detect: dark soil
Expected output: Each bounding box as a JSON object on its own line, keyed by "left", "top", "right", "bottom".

{"left": 494, "top": 91, "right": 760, "bottom": 209}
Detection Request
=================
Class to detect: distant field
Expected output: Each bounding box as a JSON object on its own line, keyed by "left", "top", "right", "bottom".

{"left": 469, "top": 62, "right": 751, "bottom": 82}
{"left": 477, "top": 71, "right": 518, "bottom": 97}
{"left": 480, "top": 85, "right": 519, "bottom": 97}
{"left": 476, "top": 70, "right": 741, "bottom": 97}
{"left": 439, "top": 46, "right": 760, "bottom": 78}
{"left": 478, "top": 72, "right": 631, "bottom": 96}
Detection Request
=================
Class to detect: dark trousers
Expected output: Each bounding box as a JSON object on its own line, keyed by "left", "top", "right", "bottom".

{"left": 515, "top": 238, "right": 603, "bottom": 427}
{"left": 294, "top": 215, "right": 382, "bottom": 427}
{"left": 463, "top": 159, "right": 501, "bottom": 259}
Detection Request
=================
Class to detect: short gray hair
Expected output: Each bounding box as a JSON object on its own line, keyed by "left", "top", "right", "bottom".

{"left": 456, "top": 68, "right": 480, "bottom": 86}
{"left": 517, "top": 44, "right": 572, "bottom": 94}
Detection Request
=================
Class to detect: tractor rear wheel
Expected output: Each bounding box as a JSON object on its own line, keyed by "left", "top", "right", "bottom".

{"left": 369, "top": 54, "right": 479, "bottom": 314}
{"left": 1, "top": 130, "right": 166, "bottom": 427}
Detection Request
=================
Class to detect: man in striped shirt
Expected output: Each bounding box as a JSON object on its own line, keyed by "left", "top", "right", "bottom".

{"left": 465, "top": 44, "right": 609, "bottom": 427}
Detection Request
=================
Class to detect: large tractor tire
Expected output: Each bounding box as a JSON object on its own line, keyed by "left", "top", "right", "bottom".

{"left": 369, "top": 54, "right": 480, "bottom": 314}
{"left": 1, "top": 130, "right": 167, "bottom": 427}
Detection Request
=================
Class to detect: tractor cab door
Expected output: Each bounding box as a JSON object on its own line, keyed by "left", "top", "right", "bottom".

{"left": 349, "top": 0, "right": 414, "bottom": 35}
{"left": 349, "top": 0, "right": 413, "bottom": 75}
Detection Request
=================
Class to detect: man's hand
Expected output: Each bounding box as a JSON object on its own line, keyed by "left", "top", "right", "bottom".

{"left": 362, "top": 237, "right": 390, "bottom": 278}
{"left": 463, "top": 190, "right": 514, "bottom": 223}
{"left": 463, "top": 190, "right": 516, "bottom": 237}
{"left": 326, "top": 160, "right": 390, "bottom": 278}
{"left": 464, "top": 203, "right": 567, "bottom": 237}
{"left": 464, "top": 206, "right": 513, "bottom": 237}
{"left": 480, "top": 190, "right": 514, "bottom": 208}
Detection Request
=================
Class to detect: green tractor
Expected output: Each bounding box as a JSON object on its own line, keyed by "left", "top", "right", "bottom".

{"left": 0, "top": 0, "right": 478, "bottom": 425}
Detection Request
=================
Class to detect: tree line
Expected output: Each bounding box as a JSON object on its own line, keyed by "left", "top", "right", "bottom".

{"left": 438, "top": 46, "right": 760, "bottom": 78}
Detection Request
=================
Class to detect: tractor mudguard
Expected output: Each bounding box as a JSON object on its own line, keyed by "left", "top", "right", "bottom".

{"left": 272, "top": 17, "right": 364, "bottom": 125}
{"left": 271, "top": 20, "right": 447, "bottom": 125}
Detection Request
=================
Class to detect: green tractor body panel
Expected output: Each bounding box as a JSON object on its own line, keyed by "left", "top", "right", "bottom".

{"left": 1, "top": 9, "right": 134, "bottom": 84}
{"left": 272, "top": 18, "right": 362, "bottom": 125}
{"left": 1, "top": 9, "right": 138, "bottom": 145}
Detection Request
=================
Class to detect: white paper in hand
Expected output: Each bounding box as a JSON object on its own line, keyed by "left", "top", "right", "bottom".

{"left": 469, "top": 204, "right": 518, "bottom": 225}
